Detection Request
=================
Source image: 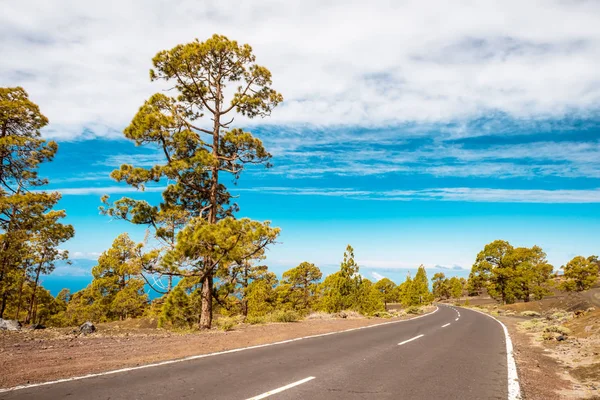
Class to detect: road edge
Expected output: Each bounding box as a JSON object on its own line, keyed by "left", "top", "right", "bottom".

{"left": 0, "top": 306, "right": 439, "bottom": 393}
{"left": 462, "top": 306, "right": 522, "bottom": 400}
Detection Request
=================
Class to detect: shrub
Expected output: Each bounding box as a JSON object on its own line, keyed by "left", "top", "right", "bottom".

{"left": 542, "top": 332, "right": 559, "bottom": 341}
{"left": 305, "top": 312, "right": 334, "bottom": 320}
{"left": 549, "top": 311, "right": 572, "bottom": 322}
{"left": 373, "top": 311, "right": 393, "bottom": 318}
{"left": 245, "top": 315, "right": 266, "bottom": 325}
{"left": 519, "top": 318, "right": 546, "bottom": 332}
{"left": 463, "top": 299, "right": 470, "bottom": 306}
{"left": 216, "top": 316, "right": 237, "bottom": 331}
{"left": 544, "top": 325, "right": 571, "bottom": 336}
{"left": 521, "top": 311, "right": 541, "bottom": 317}
{"left": 406, "top": 306, "right": 422, "bottom": 315}
{"left": 270, "top": 310, "right": 300, "bottom": 323}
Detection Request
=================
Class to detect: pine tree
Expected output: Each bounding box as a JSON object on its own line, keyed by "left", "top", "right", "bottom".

{"left": 561, "top": 256, "right": 599, "bottom": 292}
{"left": 0, "top": 87, "right": 73, "bottom": 318}
{"left": 281, "top": 262, "right": 322, "bottom": 312}
{"left": 103, "top": 35, "right": 282, "bottom": 329}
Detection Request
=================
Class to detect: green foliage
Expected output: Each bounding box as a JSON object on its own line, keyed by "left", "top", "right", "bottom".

{"left": 159, "top": 284, "right": 197, "bottom": 329}
{"left": 215, "top": 316, "right": 237, "bottom": 331}
{"left": 544, "top": 325, "right": 571, "bottom": 336}
{"left": 521, "top": 310, "right": 541, "bottom": 317}
{"left": 374, "top": 278, "right": 397, "bottom": 307}
{"left": 280, "top": 262, "right": 322, "bottom": 312}
{"left": 405, "top": 306, "right": 422, "bottom": 314}
{"left": 468, "top": 240, "right": 555, "bottom": 304}
{"left": 245, "top": 315, "right": 266, "bottom": 324}
{"left": 102, "top": 34, "right": 282, "bottom": 330}
{"left": 560, "top": 256, "right": 599, "bottom": 292}
{"left": 400, "top": 266, "right": 433, "bottom": 307}
{"left": 0, "top": 87, "right": 74, "bottom": 321}
{"left": 246, "top": 271, "right": 278, "bottom": 317}
{"left": 269, "top": 310, "right": 300, "bottom": 323}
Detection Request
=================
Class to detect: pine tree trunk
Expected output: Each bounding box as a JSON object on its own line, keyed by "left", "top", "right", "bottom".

{"left": 199, "top": 274, "right": 213, "bottom": 329}
{"left": 15, "top": 275, "right": 25, "bottom": 320}
{"left": 27, "top": 260, "right": 43, "bottom": 324}
{"left": 198, "top": 80, "right": 222, "bottom": 330}
{"left": 0, "top": 294, "right": 7, "bottom": 318}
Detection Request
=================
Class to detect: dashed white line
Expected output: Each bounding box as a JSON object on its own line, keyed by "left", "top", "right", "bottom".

{"left": 441, "top": 323, "right": 451, "bottom": 328}
{"left": 246, "top": 377, "right": 315, "bottom": 400}
{"left": 398, "top": 334, "right": 425, "bottom": 346}
{"left": 0, "top": 307, "right": 439, "bottom": 394}
{"left": 455, "top": 318, "right": 459, "bottom": 321}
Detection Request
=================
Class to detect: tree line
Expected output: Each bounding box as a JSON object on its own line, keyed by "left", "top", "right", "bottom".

{"left": 467, "top": 239, "right": 599, "bottom": 304}
{"left": 1, "top": 34, "right": 598, "bottom": 329}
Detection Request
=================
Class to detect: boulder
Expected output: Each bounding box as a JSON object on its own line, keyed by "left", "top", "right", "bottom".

{"left": 557, "top": 335, "right": 566, "bottom": 342}
{"left": 0, "top": 318, "right": 22, "bottom": 331}
{"left": 79, "top": 321, "right": 96, "bottom": 335}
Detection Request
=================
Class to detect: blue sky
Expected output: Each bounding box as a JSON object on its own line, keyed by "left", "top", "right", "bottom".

{"left": 2, "top": 1, "right": 600, "bottom": 294}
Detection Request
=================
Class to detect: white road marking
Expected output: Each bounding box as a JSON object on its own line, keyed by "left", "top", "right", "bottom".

{"left": 461, "top": 307, "right": 522, "bottom": 400}
{"left": 398, "top": 334, "right": 425, "bottom": 346}
{"left": 0, "top": 307, "right": 440, "bottom": 393}
{"left": 455, "top": 318, "right": 459, "bottom": 321}
{"left": 246, "top": 377, "right": 315, "bottom": 400}
{"left": 441, "top": 323, "right": 451, "bottom": 328}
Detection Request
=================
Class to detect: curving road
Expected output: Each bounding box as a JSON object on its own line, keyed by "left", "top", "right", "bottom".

{"left": 0, "top": 305, "right": 516, "bottom": 400}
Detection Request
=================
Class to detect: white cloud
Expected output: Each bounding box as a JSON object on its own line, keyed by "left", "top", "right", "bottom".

{"left": 371, "top": 271, "right": 386, "bottom": 281}
{"left": 259, "top": 137, "right": 600, "bottom": 179}
{"left": 2, "top": 0, "right": 600, "bottom": 139}
{"left": 44, "top": 185, "right": 166, "bottom": 195}
{"left": 235, "top": 186, "right": 600, "bottom": 203}
{"left": 69, "top": 251, "right": 101, "bottom": 259}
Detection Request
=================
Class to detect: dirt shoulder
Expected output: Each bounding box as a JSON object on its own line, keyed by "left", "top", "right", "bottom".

{"left": 466, "top": 289, "right": 600, "bottom": 399}
{"left": 0, "top": 311, "right": 432, "bottom": 389}
{"left": 500, "top": 316, "right": 574, "bottom": 400}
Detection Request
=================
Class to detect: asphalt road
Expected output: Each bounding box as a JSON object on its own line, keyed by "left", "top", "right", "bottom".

{"left": 1, "top": 305, "right": 511, "bottom": 400}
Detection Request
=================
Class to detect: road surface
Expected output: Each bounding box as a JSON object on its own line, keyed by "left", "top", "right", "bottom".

{"left": 1, "top": 305, "right": 514, "bottom": 399}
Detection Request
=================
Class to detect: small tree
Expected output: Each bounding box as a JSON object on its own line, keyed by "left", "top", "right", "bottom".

{"left": 374, "top": 277, "right": 396, "bottom": 308}
{"left": 317, "top": 245, "right": 361, "bottom": 313}
{"left": 281, "top": 262, "right": 322, "bottom": 312}
{"left": 561, "top": 256, "right": 599, "bottom": 292}
{"left": 431, "top": 272, "right": 449, "bottom": 299}
{"left": 89, "top": 233, "right": 148, "bottom": 321}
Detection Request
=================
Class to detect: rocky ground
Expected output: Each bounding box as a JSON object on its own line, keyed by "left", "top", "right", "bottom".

{"left": 0, "top": 310, "right": 434, "bottom": 389}
{"left": 470, "top": 288, "right": 600, "bottom": 400}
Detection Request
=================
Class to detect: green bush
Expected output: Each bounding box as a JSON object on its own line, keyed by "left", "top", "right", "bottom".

{"left": 406, "top": 306, "right": 422, "bottom": 315}
{"left": 542, "top": 332, "right": 559, "bottom": 341}
{"left": 521, "top": 311, "right": 541, "bottom": 317}
{"left": 245, "top": 315, "right": 267, "bottom": 325}
{"left": 216, "top": 316, "right": 237, "bottom": 331}
{"left": 544, "top": 325, "right": 571, "bottom": 336}
{"left": 519, "top": 318, "right": 546, "bottom": 332}
{"left": 373, "top": 311, "right": 393, "bottom": 318}
{"left": 549, "top": 311, "right": 572, "bottom": 322}
{"left": 270, "top": 310, "right": 300, "bottom": 323}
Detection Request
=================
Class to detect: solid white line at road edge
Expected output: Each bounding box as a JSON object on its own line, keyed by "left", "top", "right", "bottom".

{"left": 398, "top": 334, "right": 424, "bottom": 346}
{"left": 246, "top": 377, "right": 315, "bottom": 400}
{"left": 0, "top": 307, "right": 439, "bottom": 393}
{"left": 462, "top": 307, "right": 522, "bottom": 400}
{"left": 441, "top": 323, "right": 451, "bottom": 328}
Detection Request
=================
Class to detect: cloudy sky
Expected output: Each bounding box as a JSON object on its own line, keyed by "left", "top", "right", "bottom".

{"left": 2, "top": 0, "right": 600, "bottom": 290}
